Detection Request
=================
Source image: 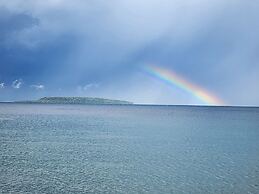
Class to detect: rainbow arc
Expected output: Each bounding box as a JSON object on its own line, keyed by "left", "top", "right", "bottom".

{"left": 144, "top": 65, "right": 224, "bottom": 105}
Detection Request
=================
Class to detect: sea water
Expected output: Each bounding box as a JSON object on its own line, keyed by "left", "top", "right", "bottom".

{"left": 0, "top": 103, "right": 259, "bottom": 193}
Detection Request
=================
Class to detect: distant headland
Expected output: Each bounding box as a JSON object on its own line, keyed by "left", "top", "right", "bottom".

{"left": 16, "top": 97, "right": 133, "bottom": 105}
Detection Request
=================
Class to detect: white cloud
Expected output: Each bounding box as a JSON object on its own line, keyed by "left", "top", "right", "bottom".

{"left": 83, "top": 83, "right": 99, "bottom": 90}
{"left": 30, "top": 84, "right": 45, "bottom": 90}
{"left": 77, "top": 83, "right": 99, "bottom": 94}
{"left": 12, "top": 79, "right": 22, "bottom": 89}
{"left": 0, "top": 83, "right": 5, "bottom": 89}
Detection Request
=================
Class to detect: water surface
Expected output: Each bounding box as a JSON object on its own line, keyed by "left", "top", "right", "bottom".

{"left": 0, "top": 103, "right": 259, "bottom": 193}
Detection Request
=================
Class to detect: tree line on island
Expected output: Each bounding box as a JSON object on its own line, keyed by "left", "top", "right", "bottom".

{"left": 16, "top": 97, "right": 133, "bottom": 105}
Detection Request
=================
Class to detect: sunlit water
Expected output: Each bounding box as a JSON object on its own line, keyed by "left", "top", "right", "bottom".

{"left": 0, "top": 103, "right": 259, "bottom": 193}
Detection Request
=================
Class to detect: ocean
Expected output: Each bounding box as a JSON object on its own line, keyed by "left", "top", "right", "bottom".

{"left": 0, "top": 103, "right": 259, "bottom": 193}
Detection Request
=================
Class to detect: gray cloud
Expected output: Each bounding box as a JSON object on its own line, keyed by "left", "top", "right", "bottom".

{"left": 0, "top": 0, "right": 259, "bottom": 105}
{"left": 0, "top": 7, "right": 39, "bottom": 47}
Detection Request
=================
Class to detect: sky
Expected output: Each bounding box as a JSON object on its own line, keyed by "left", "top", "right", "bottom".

{"left": 0, "top": 0, "right": 259, "bottom": 106}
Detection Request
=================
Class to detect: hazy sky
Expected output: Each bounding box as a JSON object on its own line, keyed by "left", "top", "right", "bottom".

{"left": 0, "top": 0, "right": 259, "bottom": 105}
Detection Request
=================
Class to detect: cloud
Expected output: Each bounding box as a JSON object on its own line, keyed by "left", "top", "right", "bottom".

{"left": 83, "top": 83, "right": 99, "bottom": 91}
{"left": 30, "top": 84, "right": 45, "bottom": 90}
{"left": 0, "top": 83, "right": 5, "bottom": 89}
{"left": 77, "top": 83, "right": 99, "bottom": 92}
{"left": 12, "top": 79, "right": 22, "bottom": 89}
{"left": 0, "top": 0, "right": 259, "bottom": 105}
{"left": 0, "top": 7, "right": 39, "bottom": 46}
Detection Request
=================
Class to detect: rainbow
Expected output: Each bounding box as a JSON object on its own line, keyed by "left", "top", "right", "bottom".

{"left": 144, "top": 65, "right": 224, "bottom": 105}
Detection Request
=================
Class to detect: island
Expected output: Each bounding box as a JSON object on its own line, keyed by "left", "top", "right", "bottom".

{"left": 17, "top": 97, "right": 133, "bottom": 105}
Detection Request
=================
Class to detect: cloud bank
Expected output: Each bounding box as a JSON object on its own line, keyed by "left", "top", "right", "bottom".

{"left": 0, "top": 0, "right": 259, "bottom": 105}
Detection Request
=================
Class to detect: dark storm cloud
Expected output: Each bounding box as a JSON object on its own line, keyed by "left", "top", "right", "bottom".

{"left": 0, "top": 7, "right": 79, "bottom": 87}
{"left": 0, "top": 7, "right": 34, "bottom": 41}
{"left": 0, "top": 7, "right": 38, "bottom": 42}
{"left": 0, "top": 0, "right": 259, "bottom": 105}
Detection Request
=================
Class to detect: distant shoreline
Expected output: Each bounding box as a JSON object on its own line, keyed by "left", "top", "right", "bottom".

{"left": 0, "top": 101, "right": 258, "bottom": 108}
{"left": 13, "top": 97, "right": 133, "bottom": 105}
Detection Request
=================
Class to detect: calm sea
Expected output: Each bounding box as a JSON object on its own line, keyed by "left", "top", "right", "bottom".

{"left": 0, "top": 103, "right": 259, "bottom": 193}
